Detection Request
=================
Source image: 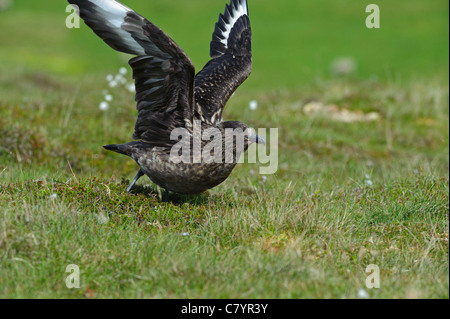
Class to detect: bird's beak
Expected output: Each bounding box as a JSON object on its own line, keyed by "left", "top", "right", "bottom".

{"left": 249, "top": 134, "right": 266, "bottom": 146}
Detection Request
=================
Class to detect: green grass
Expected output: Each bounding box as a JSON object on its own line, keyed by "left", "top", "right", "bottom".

{"left": 0, "top": 0, "right": 448, "bottom": 298}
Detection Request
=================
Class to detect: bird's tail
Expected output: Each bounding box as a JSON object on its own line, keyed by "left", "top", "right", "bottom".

{"left": 103, "top": 141, "right": 142, "bottom": 156}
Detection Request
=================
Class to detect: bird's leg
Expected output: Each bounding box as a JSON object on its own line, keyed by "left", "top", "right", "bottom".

{"left": 127, "top": 169, "right": 144, "bottom": 193}
{"left": 162, "top": 189, "right": 170, "bottom": 202}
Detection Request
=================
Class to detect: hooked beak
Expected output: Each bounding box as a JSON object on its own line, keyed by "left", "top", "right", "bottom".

{"left": 248, "top": 134, "right": 266, "bottom": 146}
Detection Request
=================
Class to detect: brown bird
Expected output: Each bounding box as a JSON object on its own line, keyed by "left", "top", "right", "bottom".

{"left": 68, "top": 0, "right": 264, "bottom": 201}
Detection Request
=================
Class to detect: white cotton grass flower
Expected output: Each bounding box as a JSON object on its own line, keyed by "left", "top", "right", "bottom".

{"left": 364, "top": 173, "right": 373, "bottom": 187}
{"left": 262, "top": 176, "right": 267, "bottom": 182}
{"left": 357, "top": 288, "right": 370, "bottom": 299}
{"left": 50, "top": 193, "right": 58, "bottom": 200}
{"left": 99, "top": 101, "right": 109, "bottom": 111}
{"left": 119, "top": 67, "right": 128, "bottom": 75}
{"left": 96, "top": 213, "right": 110, "bottom": 225}
{"left": 96, "top": 213, "right": 109, "bottom": 225}
{"left": 249, "top": 100, "right": 258, "bottom": 110}
{"left": 115, "top": 74, "right": 127, "bottom": 85}
{"left": 127, "top": 84, "right": 136, "bottom": 93}
{"left": 102, "top": 66, "right": 135, "bottom": 109}
{"left": 108, "top": 80, "right": 118, "bottom": 88}
{"left": 330, "top": 56, "right": 357, "bottom": 76}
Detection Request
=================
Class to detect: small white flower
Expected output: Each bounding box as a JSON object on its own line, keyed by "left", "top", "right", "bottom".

{"left": 105, "top": 94, "right": 113, "bottom": 102}
{"left": 249, "top": 100, "right": 258, "bottom": 110}
{"left": 108, "top": 80, "right": 118, "bottom": 88}
{"left": 330, "top": 57, "right": 357, "bottom": 76}
{"left": 115, "top": 74, "right": 127, "bottom": 85}
{"left": 96, "top": 213, "right": 110, "bottom": 225}
{"left": 106, "top": 74, "right": 113, "bottom": 82}
{"left": 262, "top": 176, "right": 267, "bottom": 182}
{"left": 364, "top": 173, "right": 373, "bottom": 187}
{"left": 127, "top": 84, "right": 136, "bottom": 92}
{"left": 99, "top": 101, "right": 109, "bottom": 111}
{"left": 119, "top": 67, "right": 128, "bottom": 75}
{"left": 50, "top": 193, "right": 58, "bottom": 200}
{"left": 357, "top": 288, "right": 370, "bottom": 299}
{"left": 181, "top": 232, "right": 190, "bottom": 237}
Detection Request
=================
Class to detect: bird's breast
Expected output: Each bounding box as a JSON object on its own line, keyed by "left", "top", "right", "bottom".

{"left": 136, "top": 148, "right": 237, "bottom": 194}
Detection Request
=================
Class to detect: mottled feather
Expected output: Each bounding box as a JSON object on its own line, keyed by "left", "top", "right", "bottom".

{"left": 194, "top": 0, "right": 252, "bottom": 125}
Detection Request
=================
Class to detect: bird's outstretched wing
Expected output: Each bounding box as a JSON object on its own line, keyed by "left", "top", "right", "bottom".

{"left": 194, "top": 0, "right": 252, "bottom": 125}
{"left": 68, "top": 0, "right": 195, "bottom": 146}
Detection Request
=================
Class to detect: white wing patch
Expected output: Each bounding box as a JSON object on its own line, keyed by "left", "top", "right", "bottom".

{"left": 86, "top": 0, "right": 146, "bottom": 55}
{"left": 218, "top": 0, "right": 248, "bottom": 48}
{"left": 87, "top": 0, "right": 131, "bottom": 28}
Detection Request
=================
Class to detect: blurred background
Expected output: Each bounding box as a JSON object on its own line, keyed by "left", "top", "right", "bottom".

{"left": 0, "top": 0, "right": 448, "bottom": 90}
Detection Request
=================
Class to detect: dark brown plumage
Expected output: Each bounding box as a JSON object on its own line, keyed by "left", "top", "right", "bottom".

{"left": 68, "top": 0, "right": 263, "bottom": 200}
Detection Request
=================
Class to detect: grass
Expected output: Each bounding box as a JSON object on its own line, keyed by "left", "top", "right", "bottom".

{"left": 1, "top": 174, "right": 448, "bottom": 298}
{"left": 0, "top": 0, "right": 449, "bottom": 298}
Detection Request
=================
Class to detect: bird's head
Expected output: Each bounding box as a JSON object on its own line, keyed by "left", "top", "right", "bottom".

{"left": 219, "top": 121, "right": 265, "bottom": 155}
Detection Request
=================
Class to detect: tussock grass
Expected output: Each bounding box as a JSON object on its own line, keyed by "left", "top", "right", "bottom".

{"left": 0, "top": 174, "right": 448, "bottom": 298}
{"left": 0, "top": 75, "right": 448, "bottom": 298}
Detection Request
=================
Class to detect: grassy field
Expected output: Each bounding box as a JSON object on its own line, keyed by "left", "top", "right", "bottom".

{"left": 0, "top": 0, "right": 448, "bottom": 298}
